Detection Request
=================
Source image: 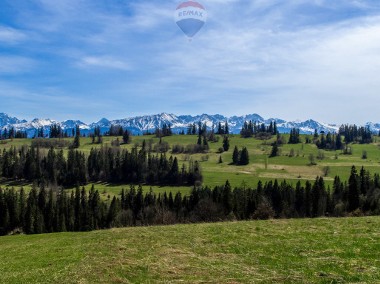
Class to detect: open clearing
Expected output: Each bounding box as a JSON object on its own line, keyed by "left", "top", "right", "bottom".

{"left": 0, "top": 217, "right": 379, "bottom": 283}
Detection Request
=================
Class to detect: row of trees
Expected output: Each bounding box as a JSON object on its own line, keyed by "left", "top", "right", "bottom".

{"left": 232, "top": 146, "right": 249, "bottom": 165}
{"left": 155, "top": 124, "right": 173, "bottom": 137}
{"left": 288, "top": 128, "right": 301, "bottom": 144}
{"left": 0, "top": 128, "right": 27, "bottom": 140}
{"left": 315, "top": 133, "right": 343, "bottom": 150}
{"left": 1, "top": 166, "right": 379, "bottom": 235}
{"left": 339, "top": 125, "right": 373, "bottom": 144}
{"left": 241, "top": 121, "right": 278, "bottom": 138}
{"left": 186, "top": 121, "right": 229, "bottom": 136}
{"left": 0, "top": 144, "right": 202, "bottom": 187}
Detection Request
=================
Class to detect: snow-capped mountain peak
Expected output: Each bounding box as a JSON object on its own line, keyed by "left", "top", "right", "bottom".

{"left": 0, "top": 112, "right": 379, "bottom": 137}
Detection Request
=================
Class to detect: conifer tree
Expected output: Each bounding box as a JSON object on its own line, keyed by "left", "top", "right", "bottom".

{"left": 348, "top": 166, "right": 360, "bottom": 212}
{"left": 122, "top": 130, "right": 131, "bottom": 144}
{"left": 73, "top": 125, "right": 80, "bottom": 148}
{"left": 223, "top": 136, "right": 230, "bottom": 151}
{"left": 232, "top": 146, "right": 239, "bottom": 165}
{"left": 270, "top": 143, "right": 279, "bottom": 157}
{"left": 218, "top": 155, "right": 223, "bottom": 164}
{"left": 239, "top": 147, "right": 249, "bottom": 165}
{"left": 224, "top": 121, "right": 229, "bottom": 135}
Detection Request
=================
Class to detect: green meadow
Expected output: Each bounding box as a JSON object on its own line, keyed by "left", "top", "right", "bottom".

{"left": 2, "top": 134, "right": 380, "bottom": 196}
{"left": 0, "top": 217, "right": 379, "bottom": 283}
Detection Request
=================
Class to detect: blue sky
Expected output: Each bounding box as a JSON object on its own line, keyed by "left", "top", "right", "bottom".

{"left": 1, "top": 0, "right": 380, "bottom": 124}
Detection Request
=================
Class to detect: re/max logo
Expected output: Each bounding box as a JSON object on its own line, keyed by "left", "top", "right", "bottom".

{"left": 178, "top": 10, "right": 204, "bottom": 17}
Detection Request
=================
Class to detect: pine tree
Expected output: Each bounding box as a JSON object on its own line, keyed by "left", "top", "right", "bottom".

{"left": 288, "top": 128, "right": 300, "bottom": 144}
{"left": 122, "top": 130, "right": 131, "bottom": 144}
{"left": 202, "top": 136, "right": 209, "bottom": 150}
{"left": 270, "top": 143, "right": 279, "bottom": 157}
{"left": 273, "top": 121, "right": 278, "bottom": 135}
{"left": 217, "top": 122, "right": 223, "bottom": 135}
{"left": 197, "top": 135, "right": 202, "bottom": 146}
{"left": 232, "top": 146, "right": 239, "bottom": 165}
{"left": 348, "top": 166, "right": 360, "bottom": 212}
{"left": 314, "top": 129, "right": 319, "bottom": 139}
{"left": 25, "top": 185, "right": 38, "bottom": 234}
{"left": 73, "top": 125, "right": 80, "bottom": 148}
{"left": 223, "top": 136, "right": 230, "bottom": 151}
{"left": 107, "top": 196, "right": 119, "bottom": 227}
{"left": 224, "top": 121, "right": 229, "bottom": 135}
{"left": 222, "top": 180, "right": 232, "bottom": 214}
{"left": 335, "top": 133, "right": 343, "bottom": 150}
{"left": 239, "top": 147, "right": 249, "bottom": 165}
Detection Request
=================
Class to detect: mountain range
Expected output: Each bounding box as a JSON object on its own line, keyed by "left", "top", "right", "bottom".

{"left": 1, "top": 112, "right": 379, "bottom": 138}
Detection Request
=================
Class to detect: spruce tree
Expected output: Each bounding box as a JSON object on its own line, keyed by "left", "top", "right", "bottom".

{"left": 122, "top": 130, "right": 131, "bottom": 144}
{"left": 348, "top": 166, "right": 360, "bottom": 212}
{"left": 73, "top": 125, "right": 80, "bottom": 148}
{"left": 218, "top": 155, "right": 223, "bottom": 164}
{"left": 232, "top": 146, "right": 239, "bottom": 165}
{"left": 223, "top": 136, "right": 230, "bottom": 151}
{"left": 224, "top": 121, "right": 229, "bottom": 135}
{"left": 270, "top": 143, "right": 279, "bottom": 157}
{"left": 239, "top": 147, "right": 249, "bottom": 165}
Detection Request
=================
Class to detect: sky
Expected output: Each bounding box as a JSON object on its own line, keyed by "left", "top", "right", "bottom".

{"left": 1, "top": 0, "right": 380, "bottom": 124}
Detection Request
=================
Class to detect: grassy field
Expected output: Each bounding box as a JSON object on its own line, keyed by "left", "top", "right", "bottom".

{"left": 2, "top": 134, "right": 380, "bottom": 196}
{"left": 0, "top": 216, "right": 379, "bottom": 283}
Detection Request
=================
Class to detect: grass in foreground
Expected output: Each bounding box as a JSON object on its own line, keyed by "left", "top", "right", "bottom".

{"left": 0, "top": 217, "right": 379, "bottom": 283}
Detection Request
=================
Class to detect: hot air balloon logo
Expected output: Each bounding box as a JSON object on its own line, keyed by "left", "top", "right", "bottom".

{"left": 175, "top": 1, "right": 207, "bottom": 40}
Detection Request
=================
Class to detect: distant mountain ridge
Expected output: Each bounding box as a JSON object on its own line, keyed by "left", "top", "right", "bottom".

{"left": 0, "top": 112, "right": 378, "bottom": 138}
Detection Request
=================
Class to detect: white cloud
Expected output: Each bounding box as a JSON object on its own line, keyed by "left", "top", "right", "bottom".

{"left": 78, "top": 56, "right": 131, "bottom": 71}
{"left": 2, "top": 0, "right": 380, "bottom": 123}
{"left": 0, "top": 26, "right": 27, "bottom": 44}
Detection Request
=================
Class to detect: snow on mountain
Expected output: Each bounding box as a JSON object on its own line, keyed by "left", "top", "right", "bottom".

{"left": 276, "top": 119, "right": 340, "bottom": 134}
{"left": 0, "top": 113, "right": 26, "bottom": 128}
{"left": 61, "top": 120, "right": 90, "bottom": 130}
{"left": 365, "top": 122, "right": 380, "bottom": 133}
{"left": 1, "top": 112, "right": 379, "bottom": 137}
{"left": 11, "top": 118, "right": 56, "bottom": 131}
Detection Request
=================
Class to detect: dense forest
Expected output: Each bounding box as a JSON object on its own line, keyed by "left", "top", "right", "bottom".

{"left": 1, "top": 122, "right": 380, "bottom": 236}
{"left": 0, "top": 145, "right": 202, "bottom": 186}
{"left": 0, "top": 166, "right": 379, "bottom": 235}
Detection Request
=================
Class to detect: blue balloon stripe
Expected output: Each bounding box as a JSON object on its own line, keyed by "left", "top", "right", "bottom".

{"left": 176, "top": 18, "right": 205, "bottom": 38}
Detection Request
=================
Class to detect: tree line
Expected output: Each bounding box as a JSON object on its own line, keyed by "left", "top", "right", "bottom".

{"left": 0, "top": 144, "right": 202, "bottom": 187}
{"left": 241, "top": 121, "right": 278, "bottom": 138}
{"left": 0, "top": 128, "right": 27, "bottom": 140}
{"left": 1, "top": 166, "right": 379, "bottom": 235}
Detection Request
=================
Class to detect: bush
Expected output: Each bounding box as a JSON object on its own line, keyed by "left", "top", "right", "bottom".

{"left": 308, "top": 154, "right": 317, "bottom": 165}
{"left": 201, "top": 155, "right": 209, "bottom": 162}
{"left": 153, "top": 141, "right": 170, "bottom": 153}
{"left": 362, "top": 150, "right": 368, "bottom": 160}
{"left": 289, "top": 148, "right": 295, "bottom": 157}
{"left": 172, "top": 144, "right": 185, "bottom": 154}
{"left": 251, "top": 199, "right": 275, "bottom": 220}
{"left": 111, "top": 138, "right": 120, "bottom": 147}
{"left": 184, "top": 144, "right": 207, "bottom": 154}
{"left": 31, "top": 138, "right": 70, "bottom": 148}
{"left": 317, "top": 150, "right": 325, "bottom": 160}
